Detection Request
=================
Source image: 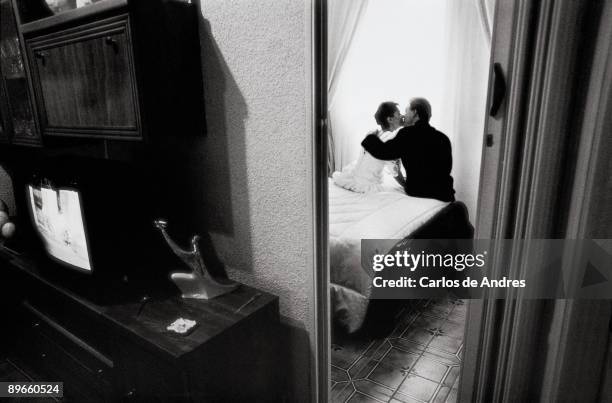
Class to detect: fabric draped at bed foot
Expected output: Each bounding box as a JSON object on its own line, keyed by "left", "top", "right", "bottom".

{"left": 328, "top": 179, "right": 451, "bottom": 333}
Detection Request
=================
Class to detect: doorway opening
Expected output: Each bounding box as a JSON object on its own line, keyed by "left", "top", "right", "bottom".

{"left": 325, "top": 1, "right": 495, "bottom": 402}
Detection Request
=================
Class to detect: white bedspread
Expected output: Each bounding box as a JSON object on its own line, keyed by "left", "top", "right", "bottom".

{"left": 329, "top": 179, "right": 448, "bottom": 332}
{"left": 329, "top": 179, "right": 448, "bottom": 239}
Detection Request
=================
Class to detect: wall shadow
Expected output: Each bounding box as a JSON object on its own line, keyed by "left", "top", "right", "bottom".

{"left": 280, "top": 317, "right": 314, "bottom": 402}
{"left": 152, "top": 6, "right": 252, "bottom": 279}
{"left": 193, "top": 14, "right": 252, "bottom": 276}
{"left": 190, "top": 4, "right": 313, "bottom": 400}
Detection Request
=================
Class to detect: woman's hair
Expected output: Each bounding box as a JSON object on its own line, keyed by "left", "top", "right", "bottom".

{"left": 374, "top": 102, "right": 399, "bottom": 130}
{"left": 409, "top": 98, "right": 432, "bottom": 123}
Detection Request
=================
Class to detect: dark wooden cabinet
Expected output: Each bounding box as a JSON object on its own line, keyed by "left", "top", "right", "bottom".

{"left": 9, "top": 302, "right": 115, "bottom": 402}
{"left": 27, "top": 15, "right": 141, "bottom": 139}
{"left": 108, "top": 293, "right": 281, "bottom": 401}
{"left": 1, "top": 253, "right": 281, "bottom": 402}
{"left": 0, "top": 0, "right": 42, "bottom": 146}
{"left": 14, "top": 0, "right": 205, "bottom": 142}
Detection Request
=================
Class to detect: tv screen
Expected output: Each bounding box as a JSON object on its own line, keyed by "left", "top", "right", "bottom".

{"left": 27, "top": 183, "right": 92, "bottom": 272}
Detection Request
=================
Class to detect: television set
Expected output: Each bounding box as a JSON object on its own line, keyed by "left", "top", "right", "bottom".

{"left": 27, "top": 183, "right": 92, "bottom": 273}
{"left": 4, "top": 154, "right": 175, "bottom": 303}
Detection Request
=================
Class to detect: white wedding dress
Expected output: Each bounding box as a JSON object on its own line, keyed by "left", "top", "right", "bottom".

{"left": 332, "top": 129, "right": 400, "bottom": 193}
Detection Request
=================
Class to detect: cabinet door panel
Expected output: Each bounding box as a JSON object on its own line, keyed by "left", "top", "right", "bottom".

{"left": 0, "top": 80, "right": 11, "bottom": 143}
{"left": 28, "top": 17, "right": 141, "bottom": 139}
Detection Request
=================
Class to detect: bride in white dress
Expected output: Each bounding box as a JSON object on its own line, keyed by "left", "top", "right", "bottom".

{"left": 332, "top": 101, "right": 404, "bottom": 193}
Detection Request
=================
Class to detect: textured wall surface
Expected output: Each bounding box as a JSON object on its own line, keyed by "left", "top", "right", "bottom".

{"left": 196, "top": 0, "right": 313, "bottom": 327}
{"left": 192, "top": 0, "right": 314, "bottom": 399}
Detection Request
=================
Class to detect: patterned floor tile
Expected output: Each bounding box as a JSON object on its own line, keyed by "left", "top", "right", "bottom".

{"left": 439, "top": 321, "right": 465, "bottom": 339}
{"left": 391, "top": 392, "right": 424, "bottom": 403}
{"left": 349, "top": 356, "right": 379, "bottom": 379}
{"left": 333, "top": 339, "right": 377, "bottom": 369}
{"left": 425, "top": 300, "right": 455, "bottom": 317}
{"left": 447, "top": 307, "right": 466, "bottom": 324}
{"left": 353, "top": 380, "right": 395, "bottom": 401}
{"left": 389, "top": 311, "right": 419, "bottom": 338}
{"left": 454, "top": 308, "right": 467, "bottom": 318}
{"left": 421, "top": 348, "right": 461, "bottom": 366}
{"left": 332, "top": 365, "right": 351, "bottom": 382}
{"left": 348, "top": 391, "right": 385, "bottom": 403}
{"left": 388, "top": 337, "right": 426, "bottom": 353}
{"left": 331, "top": 299, "right": 466, "bottom": 403}
{"left": 366, "top": 340, "right": 393, "bottom": 362}
{"left": 363, "top": 338, "right": 392, "bottom": 358}
{"left": 378, "top": 348, "right": 421, "bottom": 370}
{"left": 410, "top": 314, "right": 447, "bottom": 331}
{"left": 398, "top": 374, "right": 439, "bottom": 401}
{"left": 442, "top": 366, "right": 461, "bottom": 387}
{"left": 428, "top": 334, "right": 462, "bottom": 355}
{"left": 410, "top": 357, "right": 449, "bottom": 383}
{"left": 451, "top": 302, "right": 467, "bottom": 316}
{"left": 332, "top": 382, "right": 356, "bottom": 402}
{"left": 368, "top": 361, "right": 409, "bottom": 390}
{"left": 401, "top": 327, "right": 435, "bottom": 346}
{"left": 432, "top": 386, "right": 452, "bottom": 403}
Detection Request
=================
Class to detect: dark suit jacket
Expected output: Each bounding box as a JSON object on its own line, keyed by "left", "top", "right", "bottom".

{"left": 362, "top": 121, "right": 455, "bottom": 202}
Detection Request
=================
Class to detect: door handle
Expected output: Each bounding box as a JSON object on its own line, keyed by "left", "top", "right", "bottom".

{"left": 105, "top": 36, "right": 119, "bottom": 53}
{"left": 35, "top": 51, "right": 48, "bottom": 65}
{"left": 489, "top": 62, "right": 506, "bottom": 117}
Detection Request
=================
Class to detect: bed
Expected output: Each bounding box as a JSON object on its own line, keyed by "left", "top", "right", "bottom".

{"left": 329, "top": 178, "right": 473, "bottom": 333}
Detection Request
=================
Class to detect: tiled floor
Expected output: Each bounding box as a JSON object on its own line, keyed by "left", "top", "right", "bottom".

{"left": 331, "top": 299, "right": 466, "bottom": 403}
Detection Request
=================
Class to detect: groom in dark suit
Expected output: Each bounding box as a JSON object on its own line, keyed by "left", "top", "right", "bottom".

{"left": 361, "top": 98, "right": 455, "bottom": 202}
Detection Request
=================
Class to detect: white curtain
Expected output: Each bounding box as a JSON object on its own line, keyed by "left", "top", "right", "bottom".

{"left": 327, "top": 0, "right": 369, "bottom": 174}
{"left": 476, "top": 0, "right": 495, "bottom": 44}
{"left": 328, "top": 0, "right": 448, "bottom": 171}
{"left": 327, "top": 0, "right": 494, "bottom": 219}
{"left": 438, "top": 0, "right": 494, "bottom": 220}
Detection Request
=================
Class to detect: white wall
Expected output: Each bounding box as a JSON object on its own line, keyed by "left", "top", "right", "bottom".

{"left": 195, "top": 0, "right": 314, "bottom": 399}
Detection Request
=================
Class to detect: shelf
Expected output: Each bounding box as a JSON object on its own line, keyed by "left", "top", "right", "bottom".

{"left": 20, "top": 0, "right": 127, "bottom": 36}
{"left": 3, "top": 74, "right": 26, "bottom": 80}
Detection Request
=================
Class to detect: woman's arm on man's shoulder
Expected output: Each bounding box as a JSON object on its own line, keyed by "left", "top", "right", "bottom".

{"left": 362, "top": 132, "right": 404, "bottom": 160}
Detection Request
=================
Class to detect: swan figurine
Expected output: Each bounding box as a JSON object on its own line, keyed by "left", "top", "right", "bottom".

{"left": 153, "top": 219, "right": 238, "bottom": 299}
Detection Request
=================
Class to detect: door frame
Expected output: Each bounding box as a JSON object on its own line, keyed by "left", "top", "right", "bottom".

{"left": 461, "top": 0, "right": 538, "bottom": 399}
{"left": 312, "top": 0, "right": 611, "bottom": 401}
{"left": 312, "top": 0, "right": 329, "bottom": 401}
{"left": 462, "top": 0, "right": 612, "bottom": 401}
